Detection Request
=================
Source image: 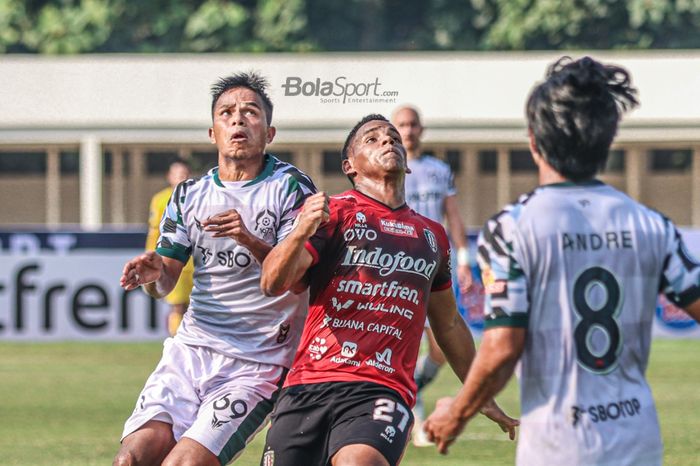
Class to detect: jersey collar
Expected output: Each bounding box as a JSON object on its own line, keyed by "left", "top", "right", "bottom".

{"left": 350, "top": 189, "right": 409, "bottom": 212}
{"left": 212, "top": 154, "right": 275, "bottom": 188}
{"left": 542, "top": 179, "right": 605, "bottom": 188}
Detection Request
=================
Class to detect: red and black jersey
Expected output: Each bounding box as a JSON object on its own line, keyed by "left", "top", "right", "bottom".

{"left": 284, "top": 189, "right": 452, "bottom": 406}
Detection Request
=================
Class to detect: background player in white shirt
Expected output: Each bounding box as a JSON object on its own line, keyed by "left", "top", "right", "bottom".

{"left": 391, "top": 105, "right": 473, "bottom": 446}
{"left": 114, "top": 72, "right": 315, "bottom": 466}
{"left": 424, "top": 56, "right": 700, "bottom": 465}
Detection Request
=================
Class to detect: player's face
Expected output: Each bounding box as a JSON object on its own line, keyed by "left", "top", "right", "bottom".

{"left": 345, "top": 120, "right": 407, "bottom": 180}
{"left": 167, "top": 163, "right": 191, "bottom": 188}
{"left": 208, "top": 87, "right": 275, "bottom": 162}
{"left": 391, "top": 108, "right": 423, "bottom": 152}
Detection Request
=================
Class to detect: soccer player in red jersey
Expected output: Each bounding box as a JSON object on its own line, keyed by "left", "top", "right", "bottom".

{"left": 258, "top": 114, "right": 517, "bottom": 466}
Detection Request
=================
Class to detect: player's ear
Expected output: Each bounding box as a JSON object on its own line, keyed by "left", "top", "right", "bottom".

{"left": 266, "top": 126, "right": 276, "bottom": 144}
{"left": 208, "top": 127, "right": 216, "bottom": 145}
{"left": 342, "top": 157, "right": 356, "bottom": 178}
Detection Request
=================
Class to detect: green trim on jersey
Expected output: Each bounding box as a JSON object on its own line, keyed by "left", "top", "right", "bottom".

{"left": 542, "top": 179, "right": 605, "bottom": 189}
{"left": 156, "top": 245, "right": 190, "bottom": 264}
{"left": 211, "top": 155, "right": 276, "bottom": 189}
{"left": 483, "top": 313, "right": 529, "bottom": 329}
{"left": 243, "top": 154, "right": 276, "bottom": 188}
{"left": 212, "top": 168, "right": 225, "bottom": 188}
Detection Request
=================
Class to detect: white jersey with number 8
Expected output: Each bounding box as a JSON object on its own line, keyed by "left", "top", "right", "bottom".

{"left": 477, "top": 180, "right": 700, "bottom": 466}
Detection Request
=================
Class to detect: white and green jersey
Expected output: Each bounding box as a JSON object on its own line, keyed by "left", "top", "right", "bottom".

{"left": 477, "top": 180, "right": 700, "bottom": 466}
{"left": 156, "top": 154, "right": 316, "bottom": 368}
{"left": 405, "top": 154, "right": 456, "bottom": 223}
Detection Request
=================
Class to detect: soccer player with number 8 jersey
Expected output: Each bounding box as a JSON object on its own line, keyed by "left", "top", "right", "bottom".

{"left": 425, "top": 56, "right": 700, "bottom": 465}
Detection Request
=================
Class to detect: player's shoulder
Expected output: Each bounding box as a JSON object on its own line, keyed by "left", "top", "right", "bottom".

{"left": 266, "top": 154, "right": 316, "bottom": 191}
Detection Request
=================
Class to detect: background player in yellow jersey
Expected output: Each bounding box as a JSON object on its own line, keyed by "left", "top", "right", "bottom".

{"left": 146, "top": 158, "right": 194, "bottom": 336}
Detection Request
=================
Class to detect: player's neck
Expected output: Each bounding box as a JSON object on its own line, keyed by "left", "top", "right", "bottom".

{"left": 354, "top": 176, "right": 405, "bottom": 209}
{"left": 538, "top": 165, "right": 569, "bottom": 186}
{"left": 218, "top": 154, "right": 265, "bottom": 182}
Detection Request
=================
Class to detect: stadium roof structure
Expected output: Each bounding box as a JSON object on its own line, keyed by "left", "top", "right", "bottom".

{"left": 1, "top": 51, "right": 699, "bottom": 146}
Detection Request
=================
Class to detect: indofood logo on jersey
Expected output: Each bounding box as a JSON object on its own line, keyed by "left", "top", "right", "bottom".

{"left": 655, "top": 294, "right": 697, "bottom": 330}
{"left": 341, "top": 245, "right": 436, "bottom": 278}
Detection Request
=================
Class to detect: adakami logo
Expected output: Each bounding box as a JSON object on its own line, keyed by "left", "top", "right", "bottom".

{"left": 341, "top": 246, "right": 436, "bottom": 278}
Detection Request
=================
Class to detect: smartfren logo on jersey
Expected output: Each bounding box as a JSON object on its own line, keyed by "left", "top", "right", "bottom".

{"left": 366, "top": 348, "right": 395, "bottom": 373}
{"left": 341, "top": 245, "right": 436, "bottom": 278}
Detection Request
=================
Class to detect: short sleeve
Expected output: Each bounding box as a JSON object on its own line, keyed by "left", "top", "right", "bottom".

{"left": 277, "top": 170, "right": 317, "bottom": 243}
{"left": 659, "top": 220, "right": 700, "bottom": 307}
{"left": 155, "top": 182, "right": 192, "bottom": 264}
{"left": 431, "top": 225, "right": 453, "bottom": 292}
{"left": 477, "top": 211, "right": 529, "bottom": 329}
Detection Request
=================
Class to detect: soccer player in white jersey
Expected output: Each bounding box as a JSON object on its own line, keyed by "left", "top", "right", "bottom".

{"left": 391, "top": 105, "right": 473, "bottom": 446}
{"left": 424, "top": 56, "right": 700, "bottom": 465}
{"left": 113, "top": 72, "right": 315, "bottom": 466}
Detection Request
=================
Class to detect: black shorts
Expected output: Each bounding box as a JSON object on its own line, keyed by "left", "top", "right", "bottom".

{"left": 260, "top": 381, "right": 414, "bottom": 466}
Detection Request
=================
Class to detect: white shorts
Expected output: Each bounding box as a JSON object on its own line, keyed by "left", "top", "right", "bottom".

{"left": 121, "top": 338, "right": 286, "bottom": 465}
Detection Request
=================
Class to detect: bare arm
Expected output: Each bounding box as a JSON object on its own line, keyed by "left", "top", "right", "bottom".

{"left": 120, "top": 251, "right": 185, "bottom": 299}
{"left": 202, "top": 209, "right": 272, "bottom": 264}
{"left": 424, "top": 326, "right": 525, "bottom": 453}
{"left": 261, "top": 192, "right": 329, "bottom": 296}
{"left": 426, "top": 287, "right": 475, "bottom": 380}
{"left": 427, "top": 290, "right": 519, "bottom": 442}
{"left": 683, "top": 298, "right": 700, "bottom": 322}
{"left": 444, "top": 195, "right": 473, "bottom": 293}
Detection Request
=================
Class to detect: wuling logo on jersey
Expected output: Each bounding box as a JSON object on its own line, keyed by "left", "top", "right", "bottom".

{"left": 380, "top": 219, "right": 417, "bottom": 238}
{"left": 341, "top": 245, "right": 436, "bottom": 278}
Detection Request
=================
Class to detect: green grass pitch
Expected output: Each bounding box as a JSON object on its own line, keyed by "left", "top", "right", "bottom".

{"left": 0, "top": 339, "right": 698, "bottom": 465}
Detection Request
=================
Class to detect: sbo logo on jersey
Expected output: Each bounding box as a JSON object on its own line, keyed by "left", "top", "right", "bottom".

{"left": 341, "top": 245, "right": 436, "bottom": 278}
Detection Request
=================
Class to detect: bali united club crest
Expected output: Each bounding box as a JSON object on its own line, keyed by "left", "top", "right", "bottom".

{"left": 424, "top": 228, "right": 438, "bottom": 253}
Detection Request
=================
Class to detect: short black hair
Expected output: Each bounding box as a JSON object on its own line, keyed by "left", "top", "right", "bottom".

{"left": 210, "top": 71, "right": 274, "bottom": 125}
{"left": 526, "top": 56, "right": 638, "bottom": 181}
{"left": 342, "top": 114, "right": 389, "bottom": 160}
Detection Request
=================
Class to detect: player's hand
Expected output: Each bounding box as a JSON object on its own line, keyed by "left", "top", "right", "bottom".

{"left": 203, "top": 209, "right": 254, "bottom": 245}
{"left": 480, "top": 399, "right": 519, "bottom": 440}
{"left": 294, "top": 192, "right": 330, "bottom": 239}
{"left": 424, "top": 397, "right": 465, "bottom": 455}
{"left": 120, "top": 251, "right": 163, "bottom": 291}
{"left": 457, "top": 264, "right": 473, "bottom": 294}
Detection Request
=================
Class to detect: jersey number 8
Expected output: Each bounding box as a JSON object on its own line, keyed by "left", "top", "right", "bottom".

{"left": 572, "top": 266, "right": 622, "bottom": 374}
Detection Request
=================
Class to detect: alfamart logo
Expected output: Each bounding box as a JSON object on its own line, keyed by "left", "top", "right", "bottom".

{"left": 281, "top": 76, "right": 399, "bottom": 104}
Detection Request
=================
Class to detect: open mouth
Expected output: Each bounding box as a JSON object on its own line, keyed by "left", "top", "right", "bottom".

{"left": 230, "top": 131, "right": 248, "bottom": 142}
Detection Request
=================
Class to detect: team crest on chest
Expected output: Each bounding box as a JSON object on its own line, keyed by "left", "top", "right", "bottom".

{"left": 255, "top": 209, "right": 277, "bottom": 242}
{"left": 424, "top": 228, "right": 438, "bottom": 252}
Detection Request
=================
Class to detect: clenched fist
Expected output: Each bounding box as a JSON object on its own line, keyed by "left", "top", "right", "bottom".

{"left": 294, "top": 192, "right": 330, "bottom": 239}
